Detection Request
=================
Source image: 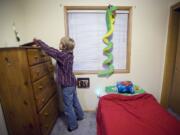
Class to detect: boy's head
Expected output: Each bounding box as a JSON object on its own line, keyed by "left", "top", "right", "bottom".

{"left": 59, "top": 36, "right": 75, "bottom": 52}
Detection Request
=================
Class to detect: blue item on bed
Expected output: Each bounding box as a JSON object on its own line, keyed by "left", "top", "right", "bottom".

{"left": 116, "top": 81, "right": 135, "bottom": 94}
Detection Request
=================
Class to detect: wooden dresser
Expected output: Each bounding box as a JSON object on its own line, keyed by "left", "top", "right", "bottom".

{"left": 0, "top": 42, "right": 59, "bottom": 135}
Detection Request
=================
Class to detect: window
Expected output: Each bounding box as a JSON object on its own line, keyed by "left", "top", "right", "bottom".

{"left": 64, "top": 6, "right": 132, "bottom": 74}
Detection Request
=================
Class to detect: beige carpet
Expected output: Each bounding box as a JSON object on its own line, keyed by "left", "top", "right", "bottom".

{"left": 50, "top": 112, "right": 96, "bottom": 135}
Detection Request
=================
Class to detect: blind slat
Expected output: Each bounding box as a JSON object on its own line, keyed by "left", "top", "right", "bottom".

{"left": 67, "top": 11, "right": 128, "bottom": 72}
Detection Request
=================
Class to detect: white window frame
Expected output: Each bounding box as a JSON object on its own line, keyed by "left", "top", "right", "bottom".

{"left": 64, "top": 6, "right": 132, "bottom": 74}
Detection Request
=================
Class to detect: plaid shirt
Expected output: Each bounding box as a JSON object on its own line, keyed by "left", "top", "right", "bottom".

{"left": 35, "top": 40, "right": 76, "bottom": 87}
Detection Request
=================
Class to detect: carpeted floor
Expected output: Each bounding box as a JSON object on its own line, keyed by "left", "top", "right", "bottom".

{"left": 50, "top": 112, "right": 96, "bottom": 135}
{"left": 168, "top": 108, "right": 180, "bottom": 120}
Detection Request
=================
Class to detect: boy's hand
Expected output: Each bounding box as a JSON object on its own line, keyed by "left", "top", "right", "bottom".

{"left": 33, "top": 38, "right": 40, "bottom": 47}
{"left": 33, "top": 38, "right": 38, "bottom": 43}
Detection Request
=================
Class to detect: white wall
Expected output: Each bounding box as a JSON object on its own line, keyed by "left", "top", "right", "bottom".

{"left": 0, "top": 0, "right": 179, "bottom": 111}
{"left": 0, "top": 0, "right": 26, "bottom": 47}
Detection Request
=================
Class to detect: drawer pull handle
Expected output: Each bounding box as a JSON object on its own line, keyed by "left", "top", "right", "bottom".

{"left": 44, "top": 112, "right": 49, "bottom": 116}
{"left": 40, "top": 52, "right": 46, "bottom": 56}
{"left": 34, "top": 56, "right": 38, "bottom": 59}
{"left": 38, "top": 86, "right": 43, "bottom": 89}
{"left": 36, "top": 71, "right": 40, "bottom": 75}
{"left": 41, "top": 98, "right": 45, "bottom": 102}
{"left": 41, "top": 51, "right": 46, "bottom": 55}
{"left": 44, "top": 124, "right": 48, "bottom": 128}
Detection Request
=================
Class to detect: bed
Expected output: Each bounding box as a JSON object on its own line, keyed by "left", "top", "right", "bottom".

{"left": 97, "top": 93, "right": 180, "bottom": 135}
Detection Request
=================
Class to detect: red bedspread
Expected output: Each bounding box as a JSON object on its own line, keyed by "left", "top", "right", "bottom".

{"left": 97, "top": 93, "right": 180, "bottom": 135}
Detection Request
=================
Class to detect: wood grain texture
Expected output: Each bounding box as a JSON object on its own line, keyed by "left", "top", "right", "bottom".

{"left": 0, "top": 49, "right": 41, "bottom": 135}
{"left": 0, "top": 47, "right": 59, "bottom": 135}
{"left": 30, "top": 62, "right": 49, "bottom": 82}
{"left": 33, "top": 73, "right": 57, "bottom": 112}
{"left": 169, "top": 71, "right": 180, "bottom": 114}
{"left": 161, "top": 2, "right": 180, "bottom": 108}
{"left": 169, "top": 14, "right": 180, "bottom": 115}
{"left": 39, "top": 94, "right": 58, "bottom": 135}
{"left": 27, "top": 49, "right": 50, "bottom": 66}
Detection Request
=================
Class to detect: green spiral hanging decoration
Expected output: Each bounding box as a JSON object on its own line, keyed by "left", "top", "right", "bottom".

{"left": 98, "top": 5, "right": 118, "bottom": 77}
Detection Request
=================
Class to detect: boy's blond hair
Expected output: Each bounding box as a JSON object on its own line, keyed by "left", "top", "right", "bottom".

{"left": 60, "top": 36, "right": 75, "bottom": 51}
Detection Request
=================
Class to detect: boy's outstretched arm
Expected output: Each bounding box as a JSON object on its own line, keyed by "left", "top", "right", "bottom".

{"left": 33, "top": 39, "right": 66, "bottom": 63}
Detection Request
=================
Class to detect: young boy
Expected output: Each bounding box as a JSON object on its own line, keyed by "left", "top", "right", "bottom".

{"left": 34, "top": 37, "right": 84, "bottom": 132}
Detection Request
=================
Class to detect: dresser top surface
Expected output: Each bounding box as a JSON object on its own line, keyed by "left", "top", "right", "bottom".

{"left": 0, "top": 42, "right": 40, "bottom": 50}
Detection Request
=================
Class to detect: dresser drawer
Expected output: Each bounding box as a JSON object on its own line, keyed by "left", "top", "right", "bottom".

{"left": 30, "top": 62, "right": 49, "bottom": 82}
{"left": 33, "top": 74, "right": 57, "bottom": 111}
{"left": 39, "top": 94, "right": 58, "bottom": 135}
{"left": 47, "top": 61, "right": 54, "bottom": 72}
{"left": 27, "top": 49, "right": 50, "bottom": 66}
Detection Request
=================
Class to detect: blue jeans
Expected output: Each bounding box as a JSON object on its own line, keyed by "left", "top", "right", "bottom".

{"left": 61, "top": 86, "right": 84, "bottom": 129}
